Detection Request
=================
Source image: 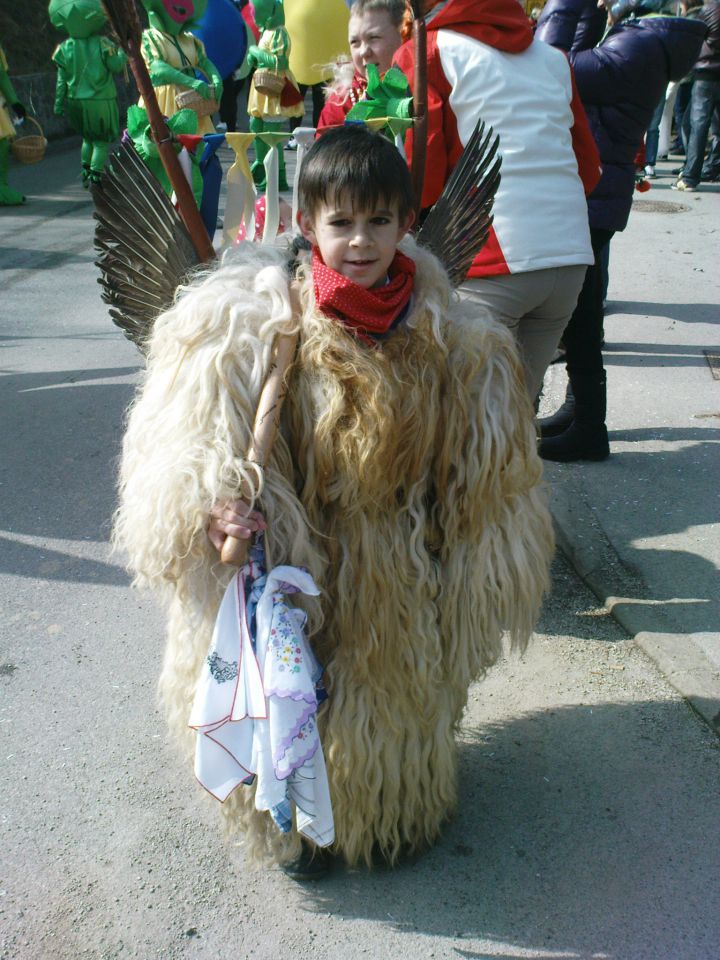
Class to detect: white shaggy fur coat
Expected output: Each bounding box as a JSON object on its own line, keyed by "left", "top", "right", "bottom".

{"left": 114, "top": 238, "right": 555, "bottom": 867}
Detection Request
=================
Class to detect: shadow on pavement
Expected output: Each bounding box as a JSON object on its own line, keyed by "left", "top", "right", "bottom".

{"left": 302, "top": 700, "right": 719, "bottom": 959}
{"left": 548, "top": 439, "right": 720, "bottom": 635}
{"left": 603, "top": 342, "right": 718, "bottom": 368}
{"left": 0, "top": 366, "right": 139, "bottom": 567}
{"left": 0, "top": 244, "right": 96, "bottom": 272}
{"left": 604, "top": 301, "right": 718, "bottom": 325}
{"left": 0, "top": 534, "right": 129, "bottom": 587}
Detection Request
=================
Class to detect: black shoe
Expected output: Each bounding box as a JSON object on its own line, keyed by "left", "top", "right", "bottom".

{"left": 538, "top": 383, "right": 575, "bottom": 438}
{"left": 539, "top": 421, "right": 609, "bottom": 462}
{"left": 539, "top": 372, "right": 609, "bottom": 462}
{"left": 280, "top": 843, "right": 330, "bottom": 881}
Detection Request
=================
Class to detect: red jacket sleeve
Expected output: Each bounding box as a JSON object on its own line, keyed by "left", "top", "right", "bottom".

{"left": 317, "top": 93, "right": 352, "bottom": 131}
{"left": 394, "top": 35, "right": 457, "bottom": 209}
{"left": 568, "top": 62, "right": 602, "bottom": 195}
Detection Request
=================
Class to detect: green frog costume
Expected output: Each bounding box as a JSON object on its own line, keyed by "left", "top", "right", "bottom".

{"left": 49, "top": 0, "right": 127, "bottom": 186}
{"left": 246, "top": 0, "right": 304, "bottom": 191}
{"left": 0, "top": 43, "right": 26, "bottom": 206}
{"left": 139, "top": 0, "right": 223, "bottom": 137}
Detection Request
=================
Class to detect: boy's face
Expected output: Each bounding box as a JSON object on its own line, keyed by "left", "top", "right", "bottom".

{"left": 348, "top": 10, "right": 402, "bottom": 79}
{"left": 299, "top": 195, "right": 413, "bottom": 290}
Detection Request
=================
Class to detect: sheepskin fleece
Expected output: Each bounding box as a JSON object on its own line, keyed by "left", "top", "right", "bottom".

{"left": 114, "top": 237, "right": 554, "bottom": 867}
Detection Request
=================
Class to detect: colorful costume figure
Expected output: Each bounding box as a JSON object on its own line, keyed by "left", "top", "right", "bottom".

{"left": 284, "top": 0, "right": 349, "bottom": 88}
{"left": 139, "top": 0, "right": 223, "bottom": 137}
{"left": 125, "top": 104, "right": 204, "bottom": 207}
{"left": 246, "top": 0, "right": 304, "bottom": 191}
{"left": 0, "top": 44, "right": 26, "bottom": 206}
{"left": 114, "top": 238, "right": 555, "bottom": 868}
{"left": 49, "top": 0, "right": 127, "bottom": 186}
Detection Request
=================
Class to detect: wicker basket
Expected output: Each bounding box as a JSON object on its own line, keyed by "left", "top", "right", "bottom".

{"left": 253, "top": 68, "right": 285, "bottom": 97}
{"left": 175, "top": 88, "right": 219, "bottom": 117}
{"left": 11, "top": 117, "right": 47, "bottom": 165}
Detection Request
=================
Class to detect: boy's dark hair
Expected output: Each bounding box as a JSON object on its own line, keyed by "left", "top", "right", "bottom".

{"left": 298, "top": 125, "right": 415, "bottom": 221}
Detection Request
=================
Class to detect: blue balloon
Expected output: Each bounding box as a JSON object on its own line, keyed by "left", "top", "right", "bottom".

{"left": 192, "top": 0, "right": 248, "bottom": 80}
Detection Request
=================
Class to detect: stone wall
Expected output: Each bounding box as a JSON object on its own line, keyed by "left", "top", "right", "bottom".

{"left": 10, "top": 71, "right": 139, "bottom": 142}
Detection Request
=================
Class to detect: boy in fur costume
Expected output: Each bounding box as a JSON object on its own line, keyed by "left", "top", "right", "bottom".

{"left": 115, "top": 126, "right": 554, "bottom": 877}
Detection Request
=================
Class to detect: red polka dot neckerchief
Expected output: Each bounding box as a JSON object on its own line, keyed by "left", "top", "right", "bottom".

{"left": 311, "top": 247, "right": 416, "bottom": 346}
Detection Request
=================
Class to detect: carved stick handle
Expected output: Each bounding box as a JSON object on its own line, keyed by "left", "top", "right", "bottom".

{"left": 220, "top": 293, "right": 301, "bottom": 566}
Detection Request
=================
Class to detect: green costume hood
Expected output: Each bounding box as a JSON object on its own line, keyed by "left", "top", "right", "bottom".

{"left": 48, "top": 0, "right": 107, "bottom": 38}
{"left": 141, "top": 0, "right": 209, "bottom": 37}
{"left": 252, "top": 0, "right": 285, "bottom": 30}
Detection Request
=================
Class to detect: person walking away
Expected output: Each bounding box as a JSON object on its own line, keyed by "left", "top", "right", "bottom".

{"left": 392, "top": 0, "right": 601, "bottom": 404}
{"left": 536, "top": 0, "right": 706, "bottom": 460}
{"left": 674, "top": 0, "right": 720, "bottom": 190}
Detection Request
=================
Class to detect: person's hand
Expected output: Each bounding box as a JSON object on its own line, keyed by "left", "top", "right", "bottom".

{"left": 12, "top": 101, "right": 26, "bottom": 120}
{"left": 247, "top": 45, "right": 276, "bottom": 70}
{"left": 53, "top": 103, "right": 65, "bottom": 117}
{"left": 190, "top": 78, "right": 213, "bottom": 100}
{"left": 207, "top": 499, "right": 267, "bottom": 553}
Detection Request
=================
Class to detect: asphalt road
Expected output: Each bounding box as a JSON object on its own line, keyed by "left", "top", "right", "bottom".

{"left": 1, "top": 144, "right": 719, "bottom": 960}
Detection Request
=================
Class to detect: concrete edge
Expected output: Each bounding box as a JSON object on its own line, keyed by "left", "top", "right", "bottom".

{"left": 547, "top": 465, "right": 720, "bottom": 735}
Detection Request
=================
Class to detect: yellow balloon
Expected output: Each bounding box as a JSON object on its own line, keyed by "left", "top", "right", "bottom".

{"left": 284, "top": 0, "right": 350, "bottom": 87}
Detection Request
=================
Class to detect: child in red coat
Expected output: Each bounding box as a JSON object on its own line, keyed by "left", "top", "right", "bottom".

{"left": 318, "top": 0, "right": 410, "bottom": 129}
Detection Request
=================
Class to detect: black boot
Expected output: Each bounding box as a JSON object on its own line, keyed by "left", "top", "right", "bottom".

{"left": 539, "top": 372, "right": 609, "bottom": 462}
{"left": 280, "top": 840, "right": 330, "bottom": 881}
{"left": 538, "top": 382, "right": 575, "bottom": 438}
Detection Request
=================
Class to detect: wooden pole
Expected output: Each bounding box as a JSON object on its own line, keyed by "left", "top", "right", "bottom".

{"left": 410, "top": 3, "right": 428, "bottom": 218}
{"left": 220, "top": 285, "right": 302, "bottom": 567}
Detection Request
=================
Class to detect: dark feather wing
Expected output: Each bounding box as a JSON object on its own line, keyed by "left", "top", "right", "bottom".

{"left": 416, "top": 118, "right": 501, "bottom": 288}
{"left": 92, "top": 141, "right": 200, "bottom": 351}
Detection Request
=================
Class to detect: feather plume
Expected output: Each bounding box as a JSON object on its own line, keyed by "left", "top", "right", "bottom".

{"left": 416, "top": 118, "right": 501, "bottom": 287}
{"left": 92, "top": 142, "right": 200, "bottom": 350}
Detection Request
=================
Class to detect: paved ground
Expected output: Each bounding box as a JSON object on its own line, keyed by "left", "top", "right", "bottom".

{"left": 539, "top": 156, "right": 720, "bottom": 733}
{"left": 1, "top": 142, "right": 719, "bottom": 960}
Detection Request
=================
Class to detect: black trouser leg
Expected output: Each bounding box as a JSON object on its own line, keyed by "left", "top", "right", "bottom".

{"left": 539, "top": 228, "right": 613, "bottom": 462}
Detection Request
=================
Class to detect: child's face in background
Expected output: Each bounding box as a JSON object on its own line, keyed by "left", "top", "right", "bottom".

{"left": 349, "top": 9, "right": 403, "bottom": 78}
{"left": 300, "top": 194, "right": 413, "bottom": 289}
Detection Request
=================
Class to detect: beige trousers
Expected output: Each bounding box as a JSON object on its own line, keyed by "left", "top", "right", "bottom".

{"left": 459, "top": 264, "right": 587, "bottom": 401}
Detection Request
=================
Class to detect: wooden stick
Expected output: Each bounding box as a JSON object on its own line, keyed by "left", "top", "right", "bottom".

{"left": 410, "top": 4, "right": 428, "bottom": 218}
{"left": 220, "top": 287, "right": 302, "bottom": 567}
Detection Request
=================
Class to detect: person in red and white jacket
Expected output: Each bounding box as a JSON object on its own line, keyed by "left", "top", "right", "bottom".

{"left": 394, "top": 0, "right": 601, "bottom": 401}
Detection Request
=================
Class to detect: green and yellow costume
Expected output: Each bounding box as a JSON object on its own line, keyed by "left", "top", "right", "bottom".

{"left": 49, "top": 0, "right": 127, "bottom": 185}
{"left": 139, "top": 0, "right": 223, "bottom": 138}
{"left": 247, "top": 0, "right": 303, "bottom": 192}
{"left": 0, "top": 44, "right": 26, "bottom": 206}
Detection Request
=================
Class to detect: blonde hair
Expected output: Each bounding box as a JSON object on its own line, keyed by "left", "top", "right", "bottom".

{"left": 350, "top": 0, "right": 414, "bottom": 40}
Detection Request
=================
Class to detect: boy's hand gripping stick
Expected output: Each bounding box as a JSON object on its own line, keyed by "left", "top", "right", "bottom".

{"left": 220, "top": 283, "right": 301, "bottom": 567}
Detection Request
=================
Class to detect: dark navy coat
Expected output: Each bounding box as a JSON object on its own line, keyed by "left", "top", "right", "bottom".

{"left": 537, "top": 0, "right": 707, "bottom": 230}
